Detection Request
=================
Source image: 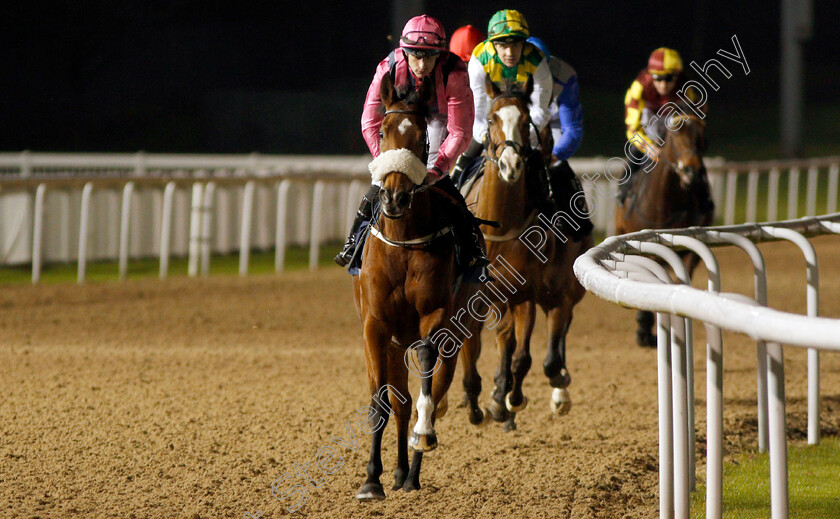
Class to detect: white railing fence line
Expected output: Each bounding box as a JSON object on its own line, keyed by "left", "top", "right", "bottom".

{"left": 1, "top": 152, "right": 838, "bottom": 283}
{"left": 574, "top": 213, "right": 840, "bottom": 519}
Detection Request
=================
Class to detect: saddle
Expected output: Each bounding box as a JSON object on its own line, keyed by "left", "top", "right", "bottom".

{"left": 346, "top": 194, "right": 486, "bottom": 284}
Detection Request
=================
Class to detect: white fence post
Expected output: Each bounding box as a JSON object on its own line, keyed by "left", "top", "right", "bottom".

{"left": 32, "top": 184, "right": 47, "bottom": 284}
{"left": 160, "top": 181, "right": 176, "bottom": 279}
{"left": 239, "top": 181, "right": 255, "bottom": 276}
{"left": 188, "top": 182, "right": 204, "bottom": 277}
{"left": 309, "top": 180, "right": 326, "bottom": 270}
{"left": 766, "top": 341, "right": 790, "bottom": 519}
{"left": 275, "top": 180, "right": 292, "bottom": 272}
{"left": 77, "top": 182, "right": 94, "bottom": 284}
{"left": 200, "top": 182, "right": 216, "bottom": 276}
{"left": 119, "top": 182, "right": 135, "bottom": 280}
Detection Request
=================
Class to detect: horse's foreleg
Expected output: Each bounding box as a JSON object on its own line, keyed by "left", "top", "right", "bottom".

{"left": 458, "top": 317, "right": 487, "bottom": 426}
{"left": 487, "top": 315, "right": 515, "bottom": 424}
{"left": 504, "top": 302, "right": 536, "bottom": 431}
{"left": 386, "top": 350, "right": 411, "bottom": 491}
{"left": 409, "top": 331, "right": 440, "bottom": 453}
{"left": 545, "top": 302, "right": 575, "bottom": 415}
{"left": 356, "top": 318, "right": 391, "bottom": 501}
{"left": 636, "top": 310, "right": 656, "bottom": 347}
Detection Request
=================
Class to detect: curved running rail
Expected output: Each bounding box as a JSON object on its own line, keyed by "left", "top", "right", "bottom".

{"left": 574, "top": 213, "right": 840, "bottom": 519}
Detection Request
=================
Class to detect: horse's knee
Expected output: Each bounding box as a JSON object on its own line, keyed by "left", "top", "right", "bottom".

{"left": 511, "top": 352, "right": 532, "bottom": 376}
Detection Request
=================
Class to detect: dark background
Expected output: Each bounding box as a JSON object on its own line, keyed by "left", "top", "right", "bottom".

{"left": 2, "top": 1, "right": 838, "bottom": 158}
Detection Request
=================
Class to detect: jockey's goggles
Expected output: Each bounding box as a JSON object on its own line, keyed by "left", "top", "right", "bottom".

{"left": 651, "top": 73, "right": 677, "bottom": 82}
{"left": 487, "top": 20, "right": 528, "bottom": 41}
{"left": 400, "top": 31, "right": 445, "bottom": 49}
{"left": 403, "top": 47, "right": 441, "bottom": 58}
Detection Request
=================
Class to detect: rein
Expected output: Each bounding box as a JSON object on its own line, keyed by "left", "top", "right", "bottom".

{"left": 369, "top": 224, "right": 453, "bottom": 250}
{"left": 483, "top": 209, "right": 539, "bottom": 242}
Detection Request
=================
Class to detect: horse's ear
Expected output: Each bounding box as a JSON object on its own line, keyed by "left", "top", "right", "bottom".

{"left": 380, "top": 73, "right": 398, "bottom": 108}
{"left": 523, "top": 75, "right": 534, "bottom": 100}
{"left": 417, "top": 76, "right": 432, "bottom": 105}
{"left": 485, "top": 75, "right": 501, "bottom": 99}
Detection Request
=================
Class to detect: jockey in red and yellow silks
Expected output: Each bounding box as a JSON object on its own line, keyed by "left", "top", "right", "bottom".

{"left": 619, "top": 47, "right": 714, "bottom": 213}
{"left": 336, "top": 15, "right": 489, "bottom": 269}
{"left": 624, "top": 47, "right": 703, "bottom": 151}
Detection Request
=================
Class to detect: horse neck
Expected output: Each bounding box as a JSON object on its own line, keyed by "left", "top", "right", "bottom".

{"left": 476, "top": 162, "right": 529, "bottom": 232}
{"left": 378, "top": 192, "right": 435, "bottom": 241}
{"left": 647, "top": 140, "right": 686, "bottom": 209}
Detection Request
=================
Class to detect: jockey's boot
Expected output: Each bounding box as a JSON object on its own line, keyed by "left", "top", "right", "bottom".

{"left": 435, "top": 175, "right": 490, "bottom": 268}
{"left": 696, "top": 168, "right": 716, "bottom": 215}
{"left": 527, "top": 150, "right": 555, "bottom": 215}
{"left": 450, "top": 153, "right": 472, "bottom": 187}
{"left": 334, "top": 184, "right": 379, "bottom": 267}
{"left": 548, "top": 161, "right": 594, "bottom": 242}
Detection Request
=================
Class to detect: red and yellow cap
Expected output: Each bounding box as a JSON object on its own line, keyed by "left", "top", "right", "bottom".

{"left": 647, "top": 47, "right": 683, "bottom": 75}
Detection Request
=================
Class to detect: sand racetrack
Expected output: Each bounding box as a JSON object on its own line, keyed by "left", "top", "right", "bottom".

{"left": 2, "top": 239, "right": 840, "bottom": 518}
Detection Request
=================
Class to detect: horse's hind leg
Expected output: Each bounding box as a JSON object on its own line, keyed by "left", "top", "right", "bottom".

{"left": 458, "top": 318, "right": 488, "bottom": 426}
{"left": 636, "top": 310, "right": 656, "bottom": 347}
{"left": 504, "top": 301, "right": 536, "bottom": 431}
{"left": 387, "top": 351, "right": 412, "bottom": 491}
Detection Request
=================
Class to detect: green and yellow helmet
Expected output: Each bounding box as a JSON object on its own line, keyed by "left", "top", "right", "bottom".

{"left": 487, "top": 9, "right": 529, "bottom": 43}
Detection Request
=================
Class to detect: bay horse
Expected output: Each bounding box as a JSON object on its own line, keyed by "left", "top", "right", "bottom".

{"left": 614, "top": 113, "right": 714, "bottom": 346}
{"left": 351, "top": 74, "right": 474, "bottom": 500}
{"left": 459, "top": 77, "right": 593, "bottom": 431}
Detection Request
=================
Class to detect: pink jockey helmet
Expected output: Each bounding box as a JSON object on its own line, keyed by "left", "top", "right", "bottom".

{"left": 399, "top": 15, "right": 446, "bottom": 51}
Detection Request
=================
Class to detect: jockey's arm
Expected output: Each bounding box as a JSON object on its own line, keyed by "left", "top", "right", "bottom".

{"left": 468, "top": 56, "right": 491, "bottom": 144}
{"left": 432, "top": 62, "right": 474, "bottom": 177}
{"left": 552, "top": 69, "right": 583, "bottom": 160}
{"left": 360, "top": 60, "right": 390, "bottom": 158}
{"left": 529, "top": 59, "right": 553, "bottom": 132}
{"left": 624, "top": 79, "right": 656, "bottom": 150}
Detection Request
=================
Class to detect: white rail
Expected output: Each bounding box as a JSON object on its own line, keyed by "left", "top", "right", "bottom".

{"left": 1, "top": 152, "right": 838, "bottom": 283}
{"left": 574, "top": 214, "right": 840, "bottom": 519}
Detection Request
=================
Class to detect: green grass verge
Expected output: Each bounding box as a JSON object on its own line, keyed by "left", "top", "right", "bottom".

{"left": 0, "top": 241, "right": 345, "bottom": 284}
{"left": 691, "top": 437, "right": 840, "bottom": 518}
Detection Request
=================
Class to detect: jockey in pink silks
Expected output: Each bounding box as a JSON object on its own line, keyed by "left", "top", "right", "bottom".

{"left": 335, "top": 15, "right": 489, "bottom": 269}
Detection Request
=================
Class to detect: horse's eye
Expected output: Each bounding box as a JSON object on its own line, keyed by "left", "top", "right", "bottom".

{"left": 378, "top": 131, "right": 383, "bottom": 139}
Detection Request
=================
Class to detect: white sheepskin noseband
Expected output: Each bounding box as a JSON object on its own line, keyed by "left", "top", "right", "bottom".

{"left": 369, "top": 149, "right": 427, "bottom": 186}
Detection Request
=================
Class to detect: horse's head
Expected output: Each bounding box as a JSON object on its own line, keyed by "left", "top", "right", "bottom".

{"left": 662, "top": 113, "right": 706, "bottom": 188}
{"left": 370, "top": 74, "right": 432, "bottom": 219}
{"left": 485, "top": 76, "right": 532, "bottom": 184}
{"left": 378, "top": 73, "right": 430, "bottom": 161}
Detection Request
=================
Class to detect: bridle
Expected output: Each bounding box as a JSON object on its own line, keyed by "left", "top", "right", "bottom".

{"left": 377, "top": 105, "right": 431, "bottom": 219}
{"left": 382, "top": 106, "right": 429, "bottom": 166}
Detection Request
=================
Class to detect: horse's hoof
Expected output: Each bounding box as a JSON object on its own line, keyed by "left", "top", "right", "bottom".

{"left": 402, "top": 478, "right": 421, "bottom": 492}
{"left": 485, "top": 399, "right": 509, "bottom": 422}
{"left": 549, "top": 368, "right": 572, "bottom": 389}
{"left": 551, "top": 388, "right": 572, "bottom": 415}
{"left": 636, "top": 331, "right": 657, "bottom": 348}
{"left": 503, "top": 417, "right": 517, "bottom": 432}
{"left": 356, "top": 482, "right": 386, "bottom": 501}
{"left": 436, "top": 394, "right": 448, "bottom": 419}
{"left": 409, "top": 432, "right": 438, "bottom": 452}
{"left": 505, "top": 392, "right": 528, "bottom": 412}
{"left": 467, "top": 406, "right": 486, "bottom": 426}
